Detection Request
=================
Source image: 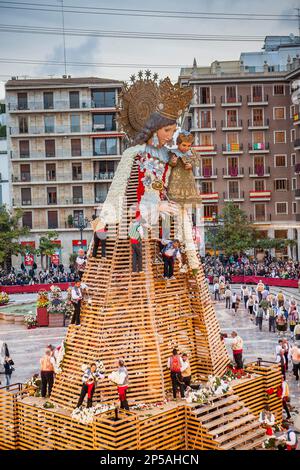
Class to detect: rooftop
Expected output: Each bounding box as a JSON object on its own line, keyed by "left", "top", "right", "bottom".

{"left": 5, "top": 76, "right": 123, "bottom": 89}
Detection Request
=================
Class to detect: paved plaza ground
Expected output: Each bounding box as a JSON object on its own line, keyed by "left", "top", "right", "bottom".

{"left": 0, "top": 285, "right": 299, "bottom": 412}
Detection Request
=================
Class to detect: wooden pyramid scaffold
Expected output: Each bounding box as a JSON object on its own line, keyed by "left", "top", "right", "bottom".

{"left": 50, "top": 156, "right": 229, "bottom": 408}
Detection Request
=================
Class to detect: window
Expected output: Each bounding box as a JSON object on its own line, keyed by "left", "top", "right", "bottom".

{"left": 228, "top": 180, "right": 239, "bottom": 198}
{"left": 44, "top": 115, "right": 54, "bottom": 133}
{"left": 254, "top": 180, "right": 265, "bottom": 191}
{"left": 91, "top": 89, "right": 116, "bottom": 108}
{"left": 22, "top": 211, "right": 32, "bottom": 229}
{"left": 202, "top": 158, "right": 212, "bottom": 177}
{"left": 45, "top": 139, "right": 55, "bottom": 158}
{"left": 47, "top": 187, "right": 57, "bottom": 204}
{"left": 292, "top": 178, "right": 297, "bottom": 190}
{"left": 275, "top": 155, "right": 287, "bottom": 167}
{"left": 293, "top": 202, "right": 297, "bottom": 214}
{"left": 21, "top": 188, "right": 31, "bottom": 205}
{"left": 72, "top": 163, "right": 82, "bottom": 180}
{"left": 96, "top": 160, "right": 115, "bottom": 178}
{"left": 228, "top": 157, "right": 238, "bottom": 176}
{"left": 20, "top": 164, "right": 30, "bottom": 182}
{"left": 252, "top": 85, "right": 263, "bottom": 102}
{"left": 254, "top": 156, "right": 265, "bottom": 176}
{"left": 200, "top": 133, "right": 212, "bottom": 145}
{"left": 93, "top": 113, "right": 116, "bottom": 132}
{"left": 73, "top": 186, "right": 83, "bottom": 203}
{"left": 69, "top": 91, "right": 80, "bottom": 109}
{"left": 274, "top": 131, "right": 286, "bottom": 144}
{"left": 291, "top": 129, "right": 296, "bottom": 142}
{"left": 255, "top": 203, "right": 266, "bottom": 221}
{"left": 70, "top": 114, "right": 80, "bottom": 132}
{"left": 19, "top": 140, "right": 30, "bottom": 158}
{"left": 48, "top": 211, "right": 58, "bottom": 229}
{"left": 93, "top": 138, "right": 117, "bottom": 155}
{"left": 200, "top": 110, "right": 212, "bottom": 128}
{"left": 274, "top": 84, "right": 284, "bottom": 95}
{"left": 226, "top": 109, "right": 237, "bottom": 127}
{"left": 43, "top": 92, "right": 54, "bottom": 109}
{"left": 291, "top": 153, "right": 296, "bottom": 166}
{"left": 226, "top": 86, "right": 237, "bottom": 102}
{"left": 201, "top": 181, "right": 213, "bottom": 193}
{"left": 17, "top": 93, "right": 28, "bottom": 110}
{"left": 252, "top": 108, "right": 263, "bottom": 126}
{"left": 95, "top": 183, "right": 110, "bottom": 203}
{"left": 203, "top": 205, "right": 218, "bottom": 218}
{"left": 46, "top": 163, "right": 56, "bottom": 181}
{"left": 199, "top": 87, "right": 211, "bottom": 104}
{"left": 73, "top": 210, "right": 84, "bottom": 227}
{"left": 275, "top": 179, "right": 288, "bottom": 191}
{"left": 18, "top": 116, "right": 28, "bottom": 134}
{"left": 274, "top": 107, "right": 285, "bottom": 119}
{"left": 253, "top": 131, "right": 264, "bottom": 144}
{"left": 71, "top": 138, "right": 81, "bottom": 157}
{"left": 276, "top": 202, "right": 288, "bottom": 214}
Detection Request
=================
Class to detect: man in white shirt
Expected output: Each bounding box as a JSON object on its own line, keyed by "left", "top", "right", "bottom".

{"left": 225, "top": 288, "right": 232, "bottom": 309}
{"left": 213, "top": 281, "right": 220, "bottom": 301}
{"left": 70, "top": 281, "right": 83, "bottom": 326}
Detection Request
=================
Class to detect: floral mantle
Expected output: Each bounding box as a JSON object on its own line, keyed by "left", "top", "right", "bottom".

{"left": 71, "top": 403, "right": 115, "bottom": 424}
{"left": 186, "top": 375, "right": 231, "bottom": 405}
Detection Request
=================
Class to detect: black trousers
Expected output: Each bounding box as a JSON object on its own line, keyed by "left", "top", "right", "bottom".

{"left": 41, "top": 371, "right": 54, "bottom": 398}
{"left": 77, "top": 383, "right": 95, "bottom": 408}
{"left": 233, "top": 352, "right": 243, "bottom": 369}
{"left": 214, "top": 290, "right": 220, "bottom": 301}
{"left": 132, "top": 242, "right": 142, "bottom": 272}
{"left": 269, "top": 317, "right": 276, "bottom": 332}
{"left": 92, "top": 234, "right": 106, "bottom": 258}
{"left": 283, "top": 398, "right": 291, "bottom": 419}
{"left": 171, "top": 371, "right": 185, "bottom": 399}
{"left": 243, "top": 296, "right": 249, "bottom": 308}
{"left": 182, "top": 375, "right": 191, "bottom": 389}
{"left": 293, "top": 362, "right": 300, "bottom": 380}
{"left": 163, "top": 256, "right": 174, "bottom": 278}
{"left": 248, "top": 305, "right": 254, "bottom": 315}
{"left": 284, "top": 352, "right": 289, "bottom": 371}
{"left": 225, "top": 297, "right": 231, "bottom": 309}
{"left": 71, "top": 300, "right": 81, "bottom": 325}
{"left": 257, "top": 317, "right": 263, "bottom": 331}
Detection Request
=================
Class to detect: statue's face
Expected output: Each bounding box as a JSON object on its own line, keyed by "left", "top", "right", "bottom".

{"left": 156, "top": 124, "right": 177, "bottom": 146}
{"left": 178, "top": 141, "right": 192, "bottom": 153}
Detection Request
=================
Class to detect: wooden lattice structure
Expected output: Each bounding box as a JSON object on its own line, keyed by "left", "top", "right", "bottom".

{"left": 50, "top": 157, "right": 229, "bottom": 408}
{"left": 0, "top": 364, "right": 282, "bottom": 450}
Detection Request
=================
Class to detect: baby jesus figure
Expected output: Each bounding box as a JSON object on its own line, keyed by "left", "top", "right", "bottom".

{"left": 167, "top": 130, "right": 200, "bottom": 205}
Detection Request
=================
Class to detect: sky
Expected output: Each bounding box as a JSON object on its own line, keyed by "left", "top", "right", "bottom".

{"left": 0, "top": 0, "right": 299, "bottom": 98}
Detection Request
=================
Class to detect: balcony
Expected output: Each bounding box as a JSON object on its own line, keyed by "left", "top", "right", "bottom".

{"left": 19, "top": 172, "right": 31, "bottom": 182}
{"left": 223, "top": 167, "right": 244, "bottom": 178}
{"left": 295, "top": 163, "right": 300, "bottom": 174}
{"left": 200, "top": 192, "right": 219, "bottom": 202}
{"left": 249, "top": 190, "right": 271, "bottom": 201}
{"left": 247, "top": 94, "right": 269, "bottom": 106}
{"left": 221, "top": 95, "right": 242, "bottom": 106}
{"left": 223, "top": 190, "right": 245, "bottom": 202}
{"left": 94, "top": 172, "right": 115, "bottom": 180}
{"left": 95, "top": 194, "right": 107, "bottom": 203}
{"left": 12, "top": 173, "right": 94, "bottom": 184}
{"left": 249, "top": 166, "right": 271, "bottom": 177}
{"left": 294, "top": 139, "right": 300, "bottom": 150}
{"left": 7, "top": 99, "right": 117, "bottom": 112}
{"left": 11, "top": 150, "right": 120, "bottom": 161}
{"left": 248, "top": 142, "right": 270, "bottom": 153}
{"left": 196, "top": 168, "right": 218, "bottom": 179}
{"left": 13, "top": 198, "right": 98, "bottom": 207}
{"left": 249, "top": 213, "right": 270, "bottom": 223}
{"left": 293, "top": 113, "right": 300, "bottom": 125}
{"left": 191, "top": 120, "right": 217, "bottom": 132}
{"left": 221, "top": 119, "right": 243, "bottom": 131}
{"left": 20, "top": 200, "right": 32, "bottom": 206}
{"left": 222, "top": 143, "right": 243, "bottom": 154}
{"left": 248, "top": 118, "right": 269, "bottom": 130}
{"left": 191, "top": 96, "right": 216, "bottom": 108}
{"left": 192, "top": 144, "right": 217, "bottom": 155}
{"left": 295, "top": 189, "right": 300, "bottom": 200}
{"left": 9, "top": 125, "right": 122, "bottom": 137}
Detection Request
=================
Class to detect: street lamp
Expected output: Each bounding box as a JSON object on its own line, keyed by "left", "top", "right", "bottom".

{"left": 74, "top": 215, "right": 89, "bottom": 249}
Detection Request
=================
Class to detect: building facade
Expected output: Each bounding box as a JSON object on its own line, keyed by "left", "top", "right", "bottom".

{"left": 5, "top": 76, "right": 123, "bottom": 267}
{"left": 179, "top": 58, "right": 300, "bottom": 259}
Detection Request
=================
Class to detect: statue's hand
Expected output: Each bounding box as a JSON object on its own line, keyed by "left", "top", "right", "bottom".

{"left": 158, "top": 200, "right": 178, "bottom": 215}
{"left": 184, "top": 163, "right": 193, "bottom": 170}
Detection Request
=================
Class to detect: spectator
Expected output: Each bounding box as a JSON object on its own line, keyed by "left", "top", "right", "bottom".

{"left": 213, "top": 280, "right": 220, "bottom": 301}
{"left": 3, "top": 355, "right": 14, "bottom": 388}
{"left": 225, "top": 287, "right": 232, "bottom": 309}
{"left": 226, "top": 331, "right": 244, "bottom": 370}
{"left": 290, "top": 342, "right": 300, "bottom": 383}
{"left": 256, "top": 304, "right": 264, "bottom": 332}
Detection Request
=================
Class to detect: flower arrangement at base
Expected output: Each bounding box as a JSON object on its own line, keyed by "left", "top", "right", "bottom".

{"left": 185, "top": 375, "right": 231, "bottom": 405}
{"left": 130, "top": 400, "right": 168, "bottom": 411}
{"left": 24, "top": 374, "right": 42, "bottom": 396}
{"left": 24, "top": 313, "right": 37, "bottom": 328}
{"left": 43, "top": 401, "right": 55, "bottom": 409}
{"left": 221, "top": 363, "right": 252, "bottom": 381}
{"left": 71, "top": 403, "right": 115, "bottom": 424}
{"left": 262, "top": 437, "right": 277, "bottom": 449}
{"left": 47, "top": 286, "right": 65, "bottom": 314}
{"left": 36, "top": 290, "right": 49, "bottom": 308}
{"left": 0, "top": 291, "right": 9, "bottom": 305}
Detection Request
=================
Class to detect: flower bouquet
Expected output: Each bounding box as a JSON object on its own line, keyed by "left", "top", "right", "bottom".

{"left": 0, "top": 291, "right": 9, "bottom": 305}
{"left": 24, "top": 313, "right": 37, "bottom": 329}
{"left": 24, "top": 374, "right": 41, "bottom": 396}
{"left": 43, "top": 401, "right": 55, "bottom": 409}
{"left": 36, "top": 290, "right": 49, "bottom": 308}
{"left": 262, "top": 437, "right": 277, "bottom": 449}
{"left": 71, "top": 403, "right": 115, "bottom": 424}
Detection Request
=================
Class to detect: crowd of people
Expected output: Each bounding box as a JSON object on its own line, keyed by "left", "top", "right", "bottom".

{"left": 204, "top": 254, "right": 300, "bottom": 280}
{"left": 0, "top": 263, "right": 80, "bottom": 286}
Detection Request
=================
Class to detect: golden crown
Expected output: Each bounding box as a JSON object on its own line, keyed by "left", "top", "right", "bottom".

{"left": 117, "top": 71, "right": 192, "bottom": 139}
{"left": 157, "top": 77, "right": 193, "bottom": 120}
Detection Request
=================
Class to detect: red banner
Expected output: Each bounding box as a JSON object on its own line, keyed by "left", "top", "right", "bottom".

{"left": 21, "top": 241, "right": 35, "bottom": 266}
{"left": 0, "top": 282, "right": 74, "bottom": 295}
{"left": 50, "top": 240, "right": 61, "bottom": 265}
{"left": 208, "top": 275, "right": 299, "bottom": 288}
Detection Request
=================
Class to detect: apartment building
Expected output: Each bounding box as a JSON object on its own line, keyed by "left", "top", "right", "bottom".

{"left": 5, "top": 76, "right": 123, "bottom": 266}
{"left": 179, "top": 58, "right": 300, "bottom": 259}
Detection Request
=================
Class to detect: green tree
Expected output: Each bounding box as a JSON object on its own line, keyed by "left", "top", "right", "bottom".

{"left": 37, "top": 231, "right": 60, "bottom": 270}
{"left": 208, "top": 202, "right": 257, "bottom": 256}
{"left": 0, "top": 205, "right": 30, "bottom": 268}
